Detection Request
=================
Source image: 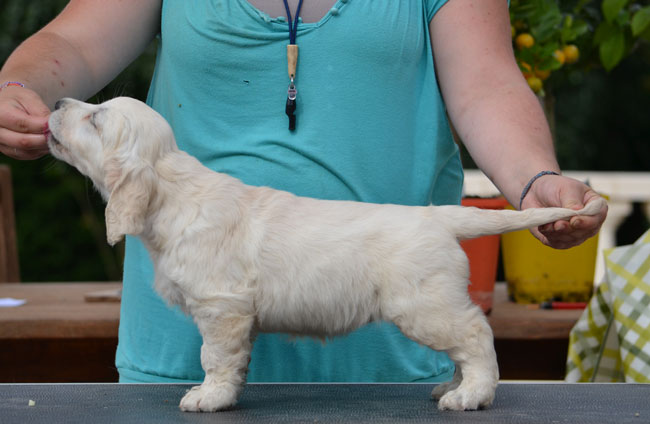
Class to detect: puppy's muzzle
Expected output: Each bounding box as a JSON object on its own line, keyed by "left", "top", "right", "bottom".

{"left": 47, "top": 100, "right": 67, "bottom": 148}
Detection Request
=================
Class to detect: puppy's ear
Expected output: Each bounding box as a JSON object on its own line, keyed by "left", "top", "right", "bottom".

{"left": 105, "top": 164, "right": 155, "bottom": 246}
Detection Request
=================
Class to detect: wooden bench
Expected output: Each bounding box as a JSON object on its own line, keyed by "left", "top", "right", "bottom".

{"left": 0, "top": 282, "right": 120, "bottom": 382}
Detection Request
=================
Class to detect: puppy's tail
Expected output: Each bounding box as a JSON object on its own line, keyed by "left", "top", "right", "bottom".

{"left": 444, "top": 196, "right": 607, "bottom": 240}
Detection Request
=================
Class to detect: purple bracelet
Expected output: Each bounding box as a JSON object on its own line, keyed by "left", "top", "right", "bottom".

{"left": 0, "top": 81, "right": 25, "bottom": 91}
{"left": 518, "top": 171, "right": 560, "bottom": 210}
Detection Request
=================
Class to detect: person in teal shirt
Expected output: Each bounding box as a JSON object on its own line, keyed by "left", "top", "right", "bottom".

{"left": 0, "top": 0, "right": 607, "bottom": 385}
{"left": 121, "top": 0, "right": 462, "bottom": 383}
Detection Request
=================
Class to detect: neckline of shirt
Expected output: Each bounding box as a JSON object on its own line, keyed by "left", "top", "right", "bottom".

{"left": 237, "top": 0, "right": 349, "bottom": 29}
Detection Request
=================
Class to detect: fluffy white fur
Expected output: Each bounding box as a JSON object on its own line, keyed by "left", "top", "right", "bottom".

{"left": 48, "top": 97, "right": 606, "bottom": 412}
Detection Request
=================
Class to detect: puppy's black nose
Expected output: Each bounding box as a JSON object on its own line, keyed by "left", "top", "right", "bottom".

{"left": 54, "top": 99, "right": 64, "bottom": 110}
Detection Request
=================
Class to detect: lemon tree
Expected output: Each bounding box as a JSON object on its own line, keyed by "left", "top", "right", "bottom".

{"left": 511, "top": 0, "right": 650, "bottom": 96}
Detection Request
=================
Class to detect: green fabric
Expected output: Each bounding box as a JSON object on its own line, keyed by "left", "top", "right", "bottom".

{"left": 566, "top": 230, "right": 650, "bottom": 382}
{"left": 116, "top": 0, "right": 462, "bottom": 383}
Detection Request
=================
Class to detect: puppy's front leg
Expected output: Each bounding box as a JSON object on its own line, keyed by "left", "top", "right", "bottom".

{"left": 180, "top": 307, "right": 255, "bottom": 412}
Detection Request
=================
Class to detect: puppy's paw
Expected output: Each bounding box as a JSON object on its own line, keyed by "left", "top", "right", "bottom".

{"left": 179, "top": 384, "right": 239, "bottom": 412}
{"left": 437, "top": 386, "right": 494, "bottom": 411}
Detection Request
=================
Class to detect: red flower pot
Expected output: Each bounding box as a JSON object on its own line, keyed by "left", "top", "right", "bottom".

{"left": 460, "top": 197, "right": 509, "bottom": 314}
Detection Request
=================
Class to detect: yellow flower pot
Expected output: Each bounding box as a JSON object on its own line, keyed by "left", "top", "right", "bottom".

{"left": 501, "top": 207, "right": 598, "bottom": 304}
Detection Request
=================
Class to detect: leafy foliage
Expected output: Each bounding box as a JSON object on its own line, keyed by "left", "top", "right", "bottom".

{"left": 511, "top": 0, "right": 650, "bottom": 98}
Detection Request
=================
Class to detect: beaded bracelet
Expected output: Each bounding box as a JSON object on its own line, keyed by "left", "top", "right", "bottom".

{"left": 518, "top": 171, "right": 560, "bottom": 210}
{"left": 0, "top": 81, "right": 25, "bottom": 91}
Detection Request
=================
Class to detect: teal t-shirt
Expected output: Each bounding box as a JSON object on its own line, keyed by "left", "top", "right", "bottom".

{"left": 116, "top": 0, "right": 463, "bottom": 383}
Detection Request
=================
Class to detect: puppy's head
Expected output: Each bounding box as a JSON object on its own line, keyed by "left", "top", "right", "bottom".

{"left": 48, "top": 97, "right": 175, "bottom": 245}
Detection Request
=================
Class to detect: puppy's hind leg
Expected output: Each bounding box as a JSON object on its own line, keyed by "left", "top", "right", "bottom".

{"left": 179, "top": 302, "right": 255, "bottom": 412}
{"left": 435, "top": 309, "right": 499, "bottom": 411}
{"left": 385, "top": 275, "right": 498, "bottom": 411}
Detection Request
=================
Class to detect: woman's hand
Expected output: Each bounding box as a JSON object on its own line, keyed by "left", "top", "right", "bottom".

{"left": 520, "top": 174, "right": 608, "bottom": 249}
{"left": 0, "top": 0, "right": 163, "bottom": 161}
{"left": 0, "top": 85, "right": 50, "bottom": 160}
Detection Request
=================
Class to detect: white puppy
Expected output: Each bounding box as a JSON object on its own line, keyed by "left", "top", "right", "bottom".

{"left": 48, "top": 97, "right": 606, "bottom": 412}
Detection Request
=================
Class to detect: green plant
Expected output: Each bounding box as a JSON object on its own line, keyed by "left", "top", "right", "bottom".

{"left": 511, "top": 0, "right": 650, "bottom": 96}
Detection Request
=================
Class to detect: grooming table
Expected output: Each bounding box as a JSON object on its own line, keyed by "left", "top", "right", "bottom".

{"left": 1, "top": 383, "right": 648, "bottom": 423}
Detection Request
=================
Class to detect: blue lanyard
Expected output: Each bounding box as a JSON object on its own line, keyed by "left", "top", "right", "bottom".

{"left": 283, "top": 0, "right": 304, "bottom": 45}
{"left": 283, "top": 0, "right": 303, "bottom": 131}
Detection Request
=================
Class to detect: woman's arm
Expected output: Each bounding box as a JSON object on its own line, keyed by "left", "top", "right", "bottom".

{"left": 429, "top": 0, "right": 607, "bottom": 248}
{"left": 0, "top": 0, "right": 161, "bottom": 159}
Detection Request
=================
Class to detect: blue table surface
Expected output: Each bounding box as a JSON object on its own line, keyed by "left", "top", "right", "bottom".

{"left": 1, "top": 383, "right": 648, "bottom": 423}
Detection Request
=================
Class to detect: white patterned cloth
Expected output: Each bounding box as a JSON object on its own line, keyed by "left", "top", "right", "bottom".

{"left": 566, "top": 230, "right": 650, "bottom": 382}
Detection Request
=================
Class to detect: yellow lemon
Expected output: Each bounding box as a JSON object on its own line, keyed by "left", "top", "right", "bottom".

{"left": 527, "top": 76, "right": 543, "bottom": 93}
{"left": 535, "top": 69, "right": 551, "bottom": 81}
{"left": 563, "top": 44, "right": 580, "bottom": 64}
{"left": 515, "top": 33, "right": 535, "bottom": 50}
{"left": 553, "top": 49, "right": 566, "bottom": 65}
{"left": 519, "top": 61, "right": 533, "bottom": 78}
